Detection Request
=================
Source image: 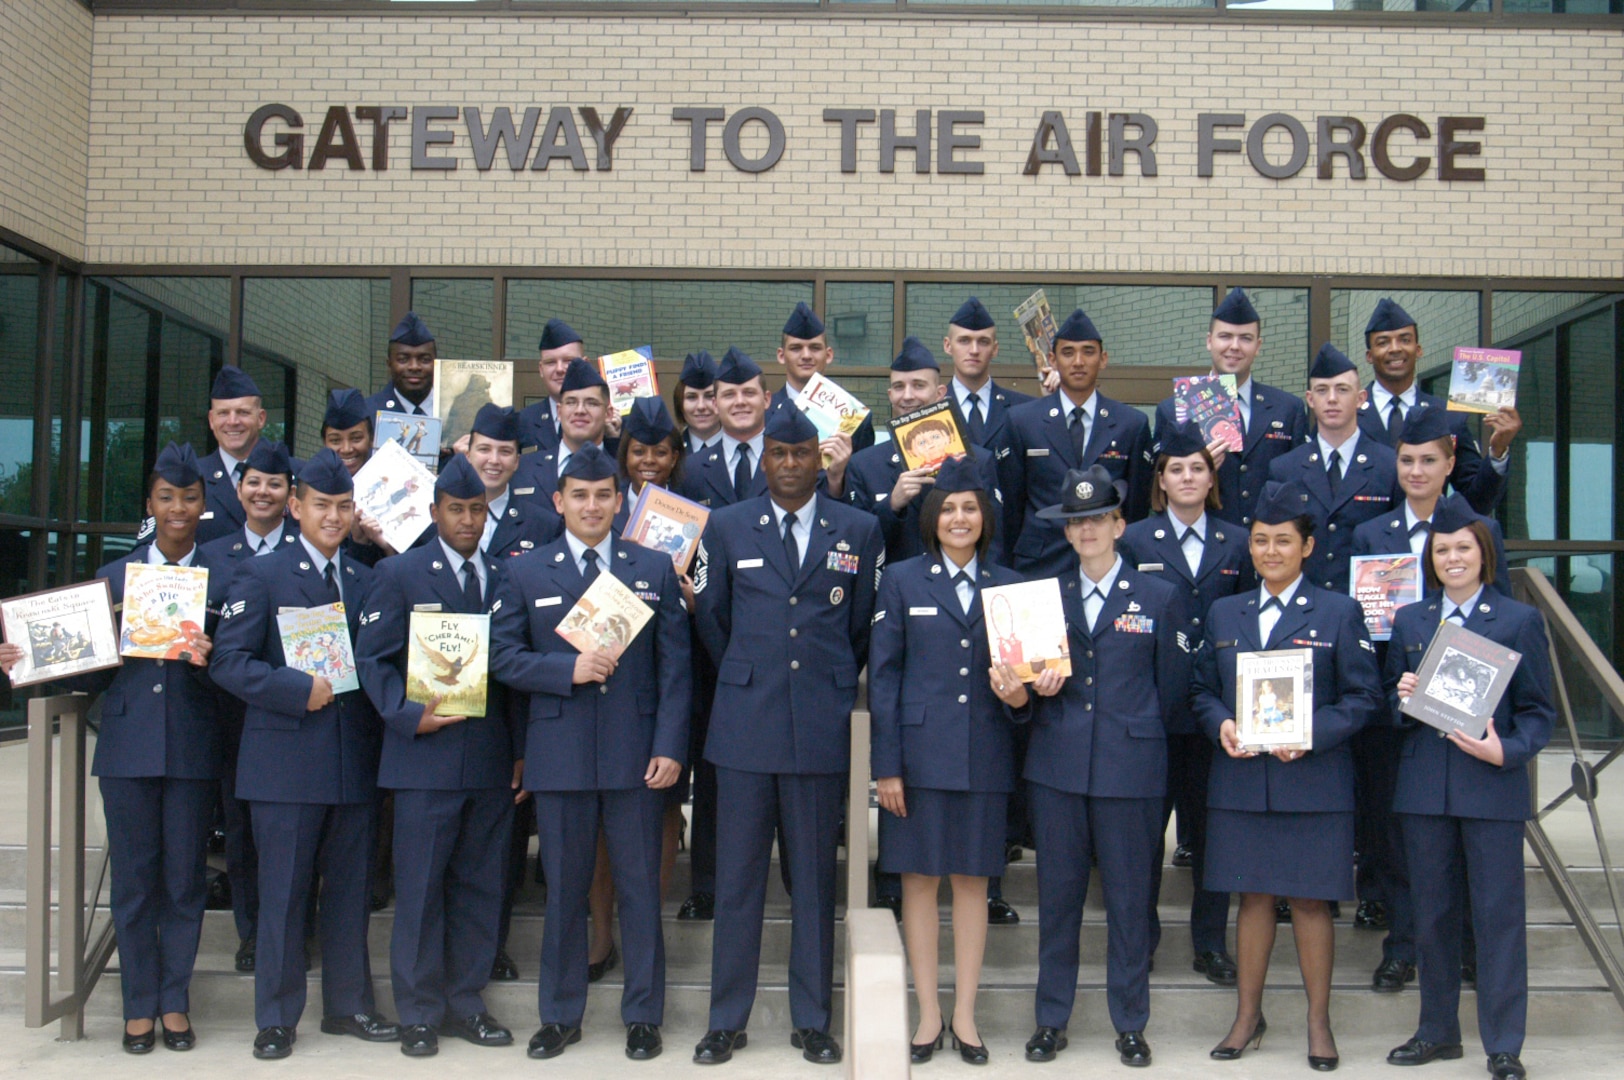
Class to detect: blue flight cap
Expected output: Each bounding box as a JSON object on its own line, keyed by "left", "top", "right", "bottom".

{"left": 891, "top": 336, "right": 940, "bottom": 373}
{"left": 949, "top": 296, "right": 996, "bottom": 332}
{"left": 932, "top": 454, "right": 985, "bottom": 495}
{"left": 152, "top": 442, "right": 203, "bottom": 488}
{"left": 1429, "top": 493, "right": 1481, "bottom": 537}
{"left": 716, "top": 347, "right": 763, "bottom": 385}
{"left": 323, "top": 388, "right": 369, "bottom": 432}
{"left": 1054, "top": 309, "right": 1102, "bottom": 345}
{"left": 1308, "top": 343, "right": 1357, "bottom": 381}
{"left": 559, "top": 442, "right": 618, "bottom": 484}
{"left": 1212, "top": 288, "right": 1261, "bottom": 326}
{"left": 763, "top": 404, "right": 821, "bottom": 445}
{"left": 298, "top": 448, "right": 354, "bottom": 495}
{"left": 680, "top": 350, "right": 719, "bottom": 390}
{"left": 559, "top": 357, "right": 608, "bottom": 394}
{"left": 390, "top": 311, "right": 435, "bottom": 346}
{"left": 435, "top": 454, "right": 487, "bottom": 500}
{"left": 1156, "top": 421, "right": 1209, "bottom": 461}
{"left": 471, "top": 403, "right": 521, "bottom": 444}
{"left": 211, "top": 366, "right": 261, "bottom": 401}
{"left": 243, "top": 440, "right": 293, "bottom": 479}
{"left": 1398, "top": 406, "right": 1452, "bottom": 448}
{"left": 1253, "top": 481, "right": 1314, "bottom": 526}
{"left": 538, "top": 317, "right": 582, "bottom": 352}
{"left": 782, "top": 301, "right": 825, "bottom": 340}
{"left": 1364, "top": 298, "right": 1417, "bottom": 340}
{"left": 623, "top": 396, "right": 677, "bottom": 447}
{"left": 1036, "top": 464, "right": 1125, "bottom": 521}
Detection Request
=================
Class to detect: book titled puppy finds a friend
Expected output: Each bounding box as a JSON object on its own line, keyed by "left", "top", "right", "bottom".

{"left": 1402, "top": 621, "right": 1520, "bottom": 740}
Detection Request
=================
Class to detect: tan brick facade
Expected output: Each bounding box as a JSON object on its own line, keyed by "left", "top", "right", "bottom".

{"left": 0, "top": 0, "right": 91, "bottom": 260}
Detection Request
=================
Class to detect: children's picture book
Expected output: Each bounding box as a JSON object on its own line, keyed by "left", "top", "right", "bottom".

{"left": 1, "top": 580, "right": 121, "bottom": 687}
{"left": 119, "top": 563, "right": 210, "bottom": 661}
{"left": 1447, "top": 347, "right": 1520, "bottom": 414}
{"left": 795, "top": 371, "right": 871, "bottom": 442}
{"left": 1235, "top": 648, "right": 1315, "bottom": 752}
{"left": 435, "top": 359, "right": 514, "bottom": 447}
{"left": 556, "top": 573, "right": 655, "bottom": 656}
{"left": 1349, "top": 553, "right": 1425, "bottom": 641}
{"left": 623, "top": 484, "right": 710, "bottom": 574}
{"left": 981, "top": 578, "right": 1071, "bottom": 682}
{"left": 598, "top": 346, "right": 659, "bottom": 416}
{"left": 408, "top": 611, "right": 489, "bottom": 718}
{"left": 1172, "top": 373, "right": 1245, "bottom": 452}
{"left": 1402, "top": 621, "right": 1521, "bottom": 740}
{"left": 889, "top": 399, "right": 969, "bottom": 473}
{"left": 1013, "top": 289, "right": 1059, "bottom": 378}
{"left": 375, "top": 411, "right": 443, "bottom": 472}
{"left": 353, "top": 439, "right": 436, "bottom": 553}
{"left": 276, "top": 603, "right": 359, "bottom": 693}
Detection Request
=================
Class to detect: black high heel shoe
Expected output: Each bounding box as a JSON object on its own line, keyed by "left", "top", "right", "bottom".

{"left": 950, "top": 1024, "right": 989, "bottom": 1066}
{"left": 161, "top": 1018, "right": 196, "bottom": 1051}
{"left": 123, "top": 1020, "right": 157, "bottom": 1055}
{"left": 1210, "top": 1015, "right": 1267, "bottom": 1060}
{"left": 909, "top": 1025, "right": 944, "bottom": 1065}
{"left": 1308, "top": 1035, "right": 1339, "bottom": 1072}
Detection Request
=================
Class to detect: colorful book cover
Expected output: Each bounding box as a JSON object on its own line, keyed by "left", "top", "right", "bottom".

{"left": 555, "top": 573, "right": 655, "bottom": 657}
{"left": 1172, "top": 373, "right": 1245, "bottom": 452}
{"left": 119, "top": 563, "right": 210, "bottom": 660}
{"left": 408, "top": 611, "right": 489, "bottom": 718}
{"left": 623, "top": 484, "right": 710, "bottom": 574}
{"left": 1349, "top": 553, "right": 1424, "bottom": 641}
{"left": 276, "top": 603, "right": 359, "bottom": 694}
{"left": 981, "top": 577, "right": 1072, "bottom": 682}
{"left": 1, "top": 580, "right": 121, "bottom": 687}
{"left": 1235, "top": 648, "right": 1315, "bottom": 752}
{"left": 889, "top": 399, "right": 969, "bottom": 472}
{"left": 1402, "top": 621, "right": 1521, "bottom": 740}
{"left": 353, "top": 439, "right": 436, "bottom": 553}
{"left": 598, "top": 346, "right": 659, "bottom": 416}
{"left": 1447, "top": 347, "right": 1520, "bottom": 414}
{"left": 435, "top": 359, "right": 514, "bottom": 446}
{"left": 795, "top": 371, "right": 871, "bottom": 442}
{"left": 375, "top": 411, "right": 443, "bottom": 473}
{"left": 1013, "top": 289, "right": 1059, "bottom": 379}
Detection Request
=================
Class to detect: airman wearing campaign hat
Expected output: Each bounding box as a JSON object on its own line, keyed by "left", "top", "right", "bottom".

{"left": 1036, "top": 464, "right": 1127, "bottom": 521}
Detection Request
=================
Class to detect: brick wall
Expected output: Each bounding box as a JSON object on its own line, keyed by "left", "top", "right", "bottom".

{"left": 0, "top": 0, "right": 91, "bottom": 260}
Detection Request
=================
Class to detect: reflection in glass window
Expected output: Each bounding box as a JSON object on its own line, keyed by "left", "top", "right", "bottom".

{"left": 1564, "top": 308, "right": 1615, "bottom": 543}
{"left": 825, "top": 282, "right": 894, "bottom": 369}
{"left": 0, "top": 250, "right": 40, "bottom": 517}
{"left": 1331, "top": 287, "right": 1478, "bottom": 378}
{"left": 1233, "top": 287, "right": 1310, "bottom": 390}
{"left": 412, "top": 278, "right": 494, "bottom": 362}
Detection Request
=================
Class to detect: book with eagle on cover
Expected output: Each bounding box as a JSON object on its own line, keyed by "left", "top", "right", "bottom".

{"left": 555, "top": 573, "right": 654, "bottom": 657}
{"left": 407, "top": 611, "right": 489, "bottom": 717}
{"left": 1349, "top": 553, "right": 1424, "bottom": 641}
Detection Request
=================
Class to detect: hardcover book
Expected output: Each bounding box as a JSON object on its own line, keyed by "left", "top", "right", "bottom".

{"left": 435, "top": 359, "right": 514, "bottom": 446}
{"left": 375, "top": 411, "right": 443, "bottom": 472}
{"left": 276, "top": 602, "right": 359, "bottom": 694}
{"left": 408, "top": 611, "right": 489, "bottom": 718}
{"left": 1, "top": 580, "right": 121, "bottom": 687}
{"left": 120, "top": 563, "right": 210, "bottom": 661}
{"left": 1447, "top": 347, "right": 1520, "bottom": 414}
{"left": 1235, "top": 648, "right": 1315, "bottom": 752}
{"left": 623, "top": 484, "right": 710, "bottom": 574}
{"left": 1349, "top": 553, "right": 1425, "bottom": 642}
{"left": 1013, "top": 289, "right": 1059, "bottom": 379}
{"left": 1402, "top": 620, "right": 1521, "bottom": 740}
{"left": 353, "top": 439, "right": 436, "bottom": 554}
{"left": 1172, "top": 373, "right": 1245, "bottom": 453}
{"left": 889, "top": 399, "right": 969, "bottom": 472}
{"left": 981, "top": 577, "right": 1072, "bottom": 682}
{"left": 555, "top": 573, "right": 655, "bottom": 657}
{"left": 598, "top": 346, "right": 659, "bottom": 416}
{"left": 795, "top": 371, "right": 872, "bottom": 442}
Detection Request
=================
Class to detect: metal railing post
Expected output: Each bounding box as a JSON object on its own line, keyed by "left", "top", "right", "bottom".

{"left": 847, "top": 706, "right": 871, "bottom": 912}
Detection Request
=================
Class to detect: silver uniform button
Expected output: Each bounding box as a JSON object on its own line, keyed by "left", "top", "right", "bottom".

{"left": 1085, "top": 677, "right": 1094, "bottom": 685}
{"left": 153, "top": 684, "right": 163, "bottom": 693}
{"left": 1328, "top": 523, "right": 1337, "bottom": 531}
{"left": 959, "top": 667, "right": 969, "bottom": 677}
{"left": 155, "top": 660, "right": 164, "bottom": 668}
{"left": 791, "top": 660, "right": 800, "bottom": 670}
{"left": 1085, "top": 702, "right": 1092, "bottom": 711}
{"left": 957, "top": 694, "right": 968, "bottom": 704}
{"left": 960, "top": 639, "right": 971, "bottom": 648}
{"left": 789, "top": 597, "right": 798, "bottom": 606}
{"left": 789, "top": 629, "right": 798, "bottom": 638}
{"left": 600, "top": 686, "right": 608, "bottom": 695}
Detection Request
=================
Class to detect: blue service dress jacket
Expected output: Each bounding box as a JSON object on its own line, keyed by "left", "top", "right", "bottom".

{"left": 996, "top": 391, "right": 1154, "bottom": 577}
{"left": 1191, "top": 583, "right": 1382, "bottom": 814}
{"left": 693, "top": 492, "right": 884, "bottom": 776}
{"left": 1153, "top": 381, "right": 1307, "bottom": 527}
{"left": 209, "top": 542, "right": 382, "bottom": 805}
{"left": 960, "top": 381, "right": 1033, "bottom": 451}
{"left": 1350, "top": 505, "right": 1512, "bottom": 599}
{"left": 678, "top": 441, "right": 768, "bottom": 509}
{"left": 867, "top": 555, "right": 1026, "bottom": 792}
{"left": 518, "top": 398, "right": 561, "bottom": 453}
{"left": 1357, "top": 387, "right": 1507, "bottom": 516}
{"left": 1265, "top": 438, "right": 1399, "bottom": 592}
{"left": 193, "top": 449, "right": 249, "bottom": 546}
{"left": 1385, "top": 592, "right": 1554, "bottom": 821}
{"left": 489, "top": 535, "right": 691, "bottom": 792}
{"left": 1023, "top": 563, "right": 1192, "bottom": 798}
{"left": 843, "top": 443, "right": 1006, "bottom": 566}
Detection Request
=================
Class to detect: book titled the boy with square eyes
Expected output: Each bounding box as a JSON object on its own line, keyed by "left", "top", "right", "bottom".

{"left": 1235, "top": 648, "right": 1314, "bottom": 752}
{"left": 889, "top": 399, "right": 969, "bottom": 473}
{"left": 1401, "top": 621, "right": 1520, "bottom": 740}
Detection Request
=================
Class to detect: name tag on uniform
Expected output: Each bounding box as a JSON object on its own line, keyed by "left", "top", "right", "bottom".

{"left": 1026, "top": 448, "right": 1050, "bottom": 457}
{"left": 278, "top": 606, "right": 300, "bottom": 614}
{"left": 826, "top": 551, "right": 860, "bottom": 574}
{"left": 1114, "top": 614, "right": 1155, "bottom": 634}
{"left": 737, "top": 558, "right": 764, "bottom": 569}
{"left": 513, "top": 487, "right": 535, "bottom": 496}
{"left": 1136, "top": 562, "right": 1164, "bottom": 572}
{"left": 908, "top": 606, "right": 938, "bottom": 616}
{"left": 412, "top": 603, "right": 442, "bottom": 612}
{"left": 536, "top": 596, "right": 563, "bottom": 608}
{"left": 200, "top": 511, "right": 215, "bottom": 520}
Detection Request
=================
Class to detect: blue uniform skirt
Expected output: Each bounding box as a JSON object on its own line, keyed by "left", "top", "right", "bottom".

{"left": 1206, "top": 807, "right": 1355, "bottom": 901}
{"left": 878, "top": 786, "right": 1007, "bottom": 878}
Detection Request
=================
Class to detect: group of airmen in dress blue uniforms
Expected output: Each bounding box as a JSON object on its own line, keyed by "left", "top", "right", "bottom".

{"left": 0, "top": 291, "right": 1549, "bottom": 1080}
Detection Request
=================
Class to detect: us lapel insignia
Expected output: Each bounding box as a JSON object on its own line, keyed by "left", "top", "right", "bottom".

{"left": 1479, "top": 603, "right": 1491, "bottom": 613}
{"left": 520, "top": 540, "right": 534, "bottom": 549}
{"left": 930, "top": 564, "right": 941, "bottom": 574}
{"left": 1127, "top": 601, "right": 1142, "bottom": 613}
{"left": 819, "top": 518, "right": 828, "bottom": 528}
{"left": 1272, "top": 420, "right": 1283, "bottom": 429}
{"left": 635, "top": 580, "right": 649, "bottom": 589}
{"left": 213, "top": 470, "right": 223, "bottom": 479}
{"left": 432, "top": 561, "right": 443, "bottom": 570}
{"left": 1154, "top": 529, "right": 1165, "bottom": 539}
{"left": 345, "top": 565, "right": 354, "bottom": 575}
{"left": 830, "top": 586, "right": 845, "bottom": 605}
{"left": 554, "top": 552, "right": 566, "bottom": 562}
{"left": 1356, "top": 454, "right": 1367, "bottom": 464}
{"left": 1308, "top": 453, "right": 1319, "bottom": 463}
{"left": 1215, "top": 532, "right": 1225, "bottom": 542}
{"left": 760, "top": 515, "right": 770, "bottom": 525}
{"left": 1296, "top": 596, "right": 1308, "bottom": 605}
{"left": 1119, "top": 580, "right": 1129, "bottom": 590}
{"left": 836, "top": 540, "right": 851, "bottom": 552}
{"left": 618, "top": 550, "right": 628, "bottom": 559}
{"left": 1049, "top": 407, "right": 1059, "bottom": 417}
{"left": 299, "top": 561, "right": 310, "bottom": 570}
{"left": 231, "top": 542, "right": 243, "bottom": 552}
{"left": 1359, "top": 401, "right": 1370, "bottom": 410}
{"left": 890, "top": 454, "right": 900, "bottom": 465}
{"left": 1100, "top": 408, "right": 1110, "bottom": 418}
{"left": 508, "top": 508, "right": 518, "bottom": 518}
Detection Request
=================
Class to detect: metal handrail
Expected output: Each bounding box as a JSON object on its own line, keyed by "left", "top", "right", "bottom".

{"left": 24, "top": 694, "right": 116, "bottom": 1040}
{"left": 1511, "top": 567, "right": 1624, "bottom": 1012}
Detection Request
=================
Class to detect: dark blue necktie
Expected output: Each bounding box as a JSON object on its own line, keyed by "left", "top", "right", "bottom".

{"left": 733, "top": 444, "right": 752, "bottom": 499}
{"left": 1070, "top": 406, "right": 1088, "bottom": 462}
{"left": 782, "top": 510, "right": 800, "bottom": 571}
{"left": 581, "top": 547, "right": 600, "bottom": 585}
{"left": 322, "top": 562, "right": 341, "bottom": 605}
{"left": 964, "top": 395, "right": 985, "bottom": 445}
{"left": 1326, "top": 449, "right": 1343, "bottom": 491}
{"left": 462, "top": 562, "right": 482, "bottom": 610}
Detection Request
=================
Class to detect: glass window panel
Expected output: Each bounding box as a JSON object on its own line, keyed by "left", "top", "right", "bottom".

{"left": 1332, "top": 287, "right": 1478, "bottom": 382}
{"left": 1506, "top": 0, "right": 1622, "bottom": 11}
{"left": 1566, "top": 308, "right": 1615, "bottom": 543}
{"left": 824, "top": 282, "right": 894, "bottom": 369}
{"left": 0, "top": 528, "right": 37, "bottom": 733}
{"left": 1491, "top": 329, "right": 1555, "bottom": 542}
{"left": 1234, "top": 286, "right": 1310, "bottom": 390}
{"left": 0, "top": 251, "right": 41, "bottom": 517}
{"left": 1491, "top": 291, "right": 1604, "bottom": 342}
{"left": 411, "top": 278, "right": 493, "bottom": 361}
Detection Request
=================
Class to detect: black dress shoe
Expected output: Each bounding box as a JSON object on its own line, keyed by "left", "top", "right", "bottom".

{"left": 791, "top": 1028, "right": 841, "bottom": 1065}
{"left": 235, "top": 937, "right": 256, "bottom": 973}
{"left": 1005, "top": 842, "right": 1025, "bottom": 863}
{"left": 693, "top": 1029, "right": 747, "bottom": 1065}
{"left": 490, "top": 949, "right": 519, "bottom": 981}
{"left": 626, "top": 1022, "right": 662, "bottom": 1060}
{"left": 123, "top": 1024, "right": 157, "bottom": 1055}
{"left": 252, "top": 1026, "right": 295, "bottom": 1060}
{"left": 1487, "top": 1052, "right": 1527, "bottom": 1079}
{"left": 1354, "top": 899, "right": 1389, "bottom": 930}
{"left": 440, "top": 1012, "right": 513, "bottom": 1047}
{"left": 400, "top": 1024, "right": 438, "bottom": 1057}
{"left": 1309, "top": 1051, "right": 1340, "bottom": 1071}
{"left": 1193, "top": 949, "right": 1239, "bottom": 986}
{"left": 587, "top": 942, "right": 619, "bottom": 983}
{"left": 1275, "top": 898, "right": 1293, "bottom": 923}
{"left": 678, "top": 892, "right": 715, "bottom": 921}
{"left": 871, "top": 894, "right": 901, "bottom": 918}
{"left": 1172, "top": 844, "right": 1193, "bottom": 868}
{"left": 1461, "top": 960, "right": 1478, "bottom": 985}
{"left": 526, "top": 1023, "right": 581, "bottom": 1059}
{"left": 1372, "top": 958, "right": 1417, "bottom": 993}
{"left": 1025, "top": 1026, "right": 1068, "bottom": 1062}
{"left": 1387, "top": 1037, "right": 1464, "bottom": 1066}
{"left": 320, "top": 1013, "right": 401, "bottom": 1042}
{"left": 910, "top": 1027, "right": 944, "bottom": 1064}
{"left": 950, "top": 1025, "right": 988, "bottom": 1066}
{"left": 1116, "top": 1030, "right": 1152, "bottom": 1067}
{"left": 987, "top": 896, "right": 1021, "bottom": 925}
{"left": 162, "top": 1021, "right": 196, "bottom": 1051}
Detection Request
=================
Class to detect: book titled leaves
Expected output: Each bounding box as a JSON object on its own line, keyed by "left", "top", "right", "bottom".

{"left": 1172, "top": 373, "right": 1245, "bottom": 453}
{"left": 1349, "top": 553, "right": 1424, "bottom": 641}
{"left": 599, "top": 346, "right": 659, "bottom": 416}
{"left": 1402, "top": 621, "right": 1520, "bottom": 740}
{"left": 1013, "top": 289, "right": 1059, "bottom": 378}
{"left": 555, "top": 573, "right": 655, "bottom": 657}
{"left": 120, "top": 563, "right": 210, "bottom": 660}
{"left": 795, "top": 371, "right": 871, "bottom": 441}
{"left": 276, "top": 603, "right": 359, "bottom": 694}
{"left": 1, "top": 580, "right": 121, "bottom": 687}
{"left": 1447, "top": 347, "right": 1520, "bottom": 414}
{"left": 1235, "top": 649, "right": 1314, "bottom": 752}
{"left": 375, "top": 411, "right": 443, "bottom": 473}
{"left": 408, "top": 612, "right": 489, "bottom": 718}
{"left": 889, "top": 399, "right": 969, "bottom": 473}
{"left": 623, "top": 484, "right": 709, "bottom": 574}
{"left": 981, "top": 578, "right": 1071, "bottom": 683}
{"left": 353, "top": 439, "right": 435, "bottom": 554}
{"left": 435, "top": 359, "right": 514, "bottom": 447}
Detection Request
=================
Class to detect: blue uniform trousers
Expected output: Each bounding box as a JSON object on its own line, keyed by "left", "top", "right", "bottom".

{"left": 689, "top": 757, "right": 718, "bottom": 894}
{"left": 100, "top": 776, "right": 217, "bottom": 1020}
{"left": 709, "top": 767, "right": 843, "bottom": 1033}
{"left": 1031, "top": 784, "right": 1161, "bottom": 1033}
{"left": 1402, "top": 813, "right": 1526, "bottom": 1056}
{"left": 250, "top": 800, "right": 377, "bottom": 1029}
{"left": 1150, "top": 734, "right": 1230, "bottom": 955}
{"left": 1355, "top": 725, "right": 1414, "bottom": 962}
{"left": 220, "top": 758, "right": 258, "bottom": 944}
{"left": 390, "top": 788, "right": 513, "bottom": 1026}
{"left": 533, "top": 787, "right": 666, "bottom": 1027}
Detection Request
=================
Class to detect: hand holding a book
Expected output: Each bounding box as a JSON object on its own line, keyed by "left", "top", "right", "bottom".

{"left": 645, "top": 755, "right": 681, "bottom": 790}
{"left": 1205, "top": 437, "right": 1231, "bottom": 470}
{"left": 306, "top": 674, "right": 335, "bottom": 712}
{"left": 415, "top": 695, "right": 467, "bottom": 735}
{"left": 0, "top": 642, "right": 22, "bottom": 677}
{"left": 512, "top": 760, "right": 529, "bottom": 805}
{"left": 1029, "top": 666, "right": 1065, "bottom": 698}
{"left": 875, "top": 777, "right": 906, "bottom": 818}
{"left": 1218, "top": 719, "right": 1257, "bottom": 759}
{"left": 989, "top": 663, "right": 1031, "bottom": 707}
{"left": 888, "top": 466, "right": 937, "bottom": 513}
{"left": 1447, "top": 718, "right": 1505, "bottom": 766}
{"left": 1396, "top": 671, "right": 1419, "bottom": 701}
{"left": 677, "top": 574, "right": 696, "bottom": 615}
{"left": 1483, "top": 406, "right": 1522, "bottom": 460}
{"left": 182, "top": 632, "right": 212, "bottom": 667}
{"left": 572, "top": 648, "right": 619, "bottom": 685}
